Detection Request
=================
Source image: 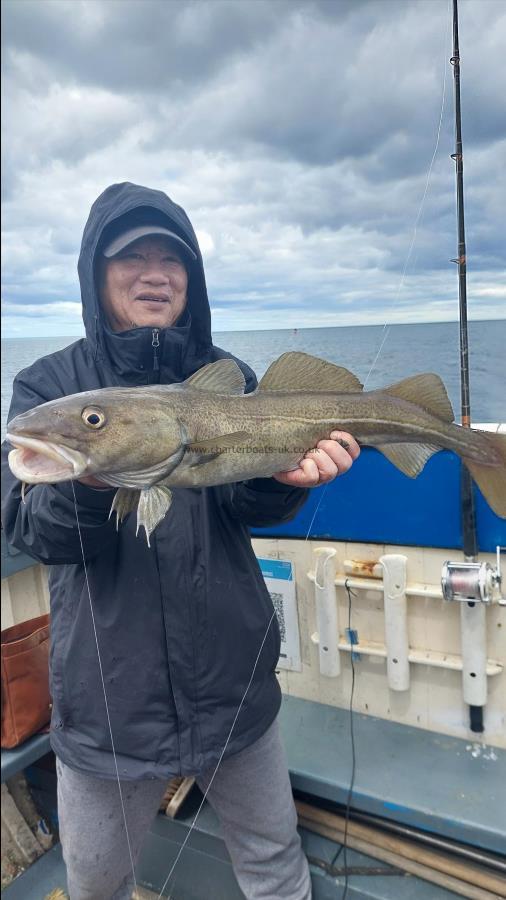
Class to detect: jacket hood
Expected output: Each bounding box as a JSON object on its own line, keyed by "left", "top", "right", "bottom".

{"left": 77, "top": 182, "right": 212, "bottom": 382}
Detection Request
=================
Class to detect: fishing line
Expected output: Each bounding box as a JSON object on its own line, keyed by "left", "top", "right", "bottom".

{"left": 156, "top": 445, "right": 334, "bottom": 893}
{"left": 336, "top": 9, "right": 452, "bottom": 896}
{"left": 159, "top": 7, "right": 452, "bottom": 888}
{"left": 67, "top": 13, "right": 453, "bottom": 898}
{"left": 71, "top": 483, "right": 139, "bottom": 896}
{"left": 159, "top": 465, "right": 331, "bottom": 896}
{"left": 305, "top": 480, "right": 330, "bottom": 540}
{"left": 72, "top": 476, "right": 278, "bottom": 900}
{"left": 338, "top": 580, "right": 358, "bottom": 900}
{"left": 70, "top": 456, "right": 332, "bottom": 896}
{"left": 157, "top": 609, "right": 277, "bottom": 900}
{"left": 362, "top": 0, "right": 451, "bottom": 391}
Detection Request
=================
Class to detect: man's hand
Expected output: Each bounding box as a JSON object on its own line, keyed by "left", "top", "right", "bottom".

{"left": 273, "top": 431, "right": 360, "bottom": 488}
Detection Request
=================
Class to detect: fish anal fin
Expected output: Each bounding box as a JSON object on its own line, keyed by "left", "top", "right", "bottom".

{"left": 110, "top": 488, "right": 140, "bottom": 529}
{"left": 376, "top": 442, "right": 440, "bottom": 477}
{"left": 258, "top": 352, "right": 363, "bottom": 393}
{"left": 465, "top": 432, "right": 506, "bottom": 519}
{"left": 136, "top": 485, "right": 173, "bottom": 546}
{"left": 383, "top": 374, "right": 454, "bottom": 422}
{"left": 184, "top": 360, "right": 245, "bottom": 395}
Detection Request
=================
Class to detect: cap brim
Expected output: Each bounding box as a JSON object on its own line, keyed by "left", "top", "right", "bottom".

{"left": 103, "top": 225, "right": 197, "bottom": 260}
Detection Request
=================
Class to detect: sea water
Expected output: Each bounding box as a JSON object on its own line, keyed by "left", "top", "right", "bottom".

{"left": 2, "top": 320, "right": 505, "bottom": 439}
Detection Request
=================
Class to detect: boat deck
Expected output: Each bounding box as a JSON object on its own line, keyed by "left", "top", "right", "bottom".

{"left": 3, "top": 696, "right": 504, "bottom": 899}
{"left": 1, "top": 806, "right": 467, "bottom": 900}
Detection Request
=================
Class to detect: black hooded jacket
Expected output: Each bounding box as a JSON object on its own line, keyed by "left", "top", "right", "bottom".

{"left": 1, "top": 183, "right": 308, "bottom": 779}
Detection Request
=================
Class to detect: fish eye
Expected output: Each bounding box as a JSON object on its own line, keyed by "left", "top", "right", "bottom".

{"left": 82, "top": 407, "right": 106, "bottom": 429}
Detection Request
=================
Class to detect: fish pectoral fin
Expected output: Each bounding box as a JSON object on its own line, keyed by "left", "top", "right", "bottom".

{"left": 136, "top": 486, "right": 173, "bottom": 546}
{"left": 184, "top": 360, "right": 246, "bottom": 395}
{"left": 376, "top": 443, "right": 440, "bottom": 477}
{"left": 258, "top": 352, "right": 363, "bottom": 393}
{"left": 109, "top": 488, "right": 141, "bottom": 529}
{"left": 382, "top": 374, "right": 454, "bottom": 422}
{"left": 186, "top": 431, "right": 250, "bottom": 463}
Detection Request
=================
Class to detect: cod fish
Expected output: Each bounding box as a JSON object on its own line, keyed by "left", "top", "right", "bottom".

{"left": 7, "top": 352, "right": 506, "bottom": 543}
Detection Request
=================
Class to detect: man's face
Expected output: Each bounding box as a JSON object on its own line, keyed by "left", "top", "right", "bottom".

{"left": 98, "top": 235, "right": 189, "bottom": 332}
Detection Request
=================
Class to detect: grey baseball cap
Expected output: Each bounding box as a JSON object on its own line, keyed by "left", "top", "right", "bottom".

{"left": 102, "top": 225, "right": 197, "bottom": 261}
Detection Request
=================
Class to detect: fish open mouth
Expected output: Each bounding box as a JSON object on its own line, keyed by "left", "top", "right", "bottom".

{"left": 6, "top": 434, "right": 88, "bottom": 483}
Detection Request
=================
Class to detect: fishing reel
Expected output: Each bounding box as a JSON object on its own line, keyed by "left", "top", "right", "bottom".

{"left": 442, "top": 547, "right": 505, "bottom": 605}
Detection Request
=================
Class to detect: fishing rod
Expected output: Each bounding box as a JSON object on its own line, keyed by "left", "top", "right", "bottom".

{"left": 450, "top": 0, "right": 482, "bottom": 733}
{"left": 451, "top": 0, "right": 470, "bottom": 434}
{"left": 450, "top": 0, "right": 476, "bottom": 557}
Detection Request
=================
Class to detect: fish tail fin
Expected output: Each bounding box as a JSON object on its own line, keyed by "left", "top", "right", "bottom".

{"left": 464, "top": 431, "right": 506, "bottom": 518}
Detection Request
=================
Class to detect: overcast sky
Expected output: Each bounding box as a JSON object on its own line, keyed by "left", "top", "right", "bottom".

{"left": 1, "top": 0, "right": 505, "bottom": 338}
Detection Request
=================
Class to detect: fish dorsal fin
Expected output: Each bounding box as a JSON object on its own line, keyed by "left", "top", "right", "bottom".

{"left": 383, "top": 374, "right": 454, "bottom": 422}
{"left": 184, "top": 359, "right": 246, "bottom": 395}
{"left": 258, "top": 352, "right": 363, "bottom": 393}
{"left": 376, "top": 442, "right": 440, "bottom": 477}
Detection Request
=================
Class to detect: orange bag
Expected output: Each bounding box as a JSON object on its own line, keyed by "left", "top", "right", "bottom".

{"left": 1, "top": 613, "right": 52, "bottom": 749}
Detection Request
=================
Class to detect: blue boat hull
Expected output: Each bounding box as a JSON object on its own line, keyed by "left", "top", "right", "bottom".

{"left": 252, "top": 449, "right": 506, "bottom": 553}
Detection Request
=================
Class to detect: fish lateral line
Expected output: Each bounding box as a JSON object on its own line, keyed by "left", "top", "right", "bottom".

{"left": 6, "top": 352, "right": 506, "bottom": 530}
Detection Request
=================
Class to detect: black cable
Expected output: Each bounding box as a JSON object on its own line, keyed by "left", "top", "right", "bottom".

{"left": 331, "top": 842, "right": 344, "bottom": 865}
{"left": 332, "top": 578, "right": 358, "bottom": 900}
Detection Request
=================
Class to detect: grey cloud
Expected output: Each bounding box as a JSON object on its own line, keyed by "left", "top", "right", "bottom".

{"left": 1, "top": 0, "right": 505, "bottom": 337}
{"left": 4, "top": 0, "right": 505, "bottom": 177}
{"left": 2, "top": 0, "right": 292, "bottom": 94}
{"left": 144, "top": 1, "right": 505, "bottom": 173}
{"left": 2, "top": 82, "right": 137, "bottom": 192}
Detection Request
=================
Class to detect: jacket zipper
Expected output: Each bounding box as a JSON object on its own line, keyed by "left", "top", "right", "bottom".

{"left": 152, "top": 328, "right": 160, "bottom": 373}
{"left": 150, "top": 326, "right": 183, "bottom": 770}
{"left": 152, "top": 539, "right": 183, "bottom": 775}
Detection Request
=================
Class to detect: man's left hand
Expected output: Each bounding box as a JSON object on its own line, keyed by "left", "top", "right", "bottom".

{"left": 273, "top": 431, "right": 360, "bottom": 488}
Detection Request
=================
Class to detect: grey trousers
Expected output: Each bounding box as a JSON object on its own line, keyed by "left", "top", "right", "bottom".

{"left": 56, "top": 718, "right": 311, "bottom": 900}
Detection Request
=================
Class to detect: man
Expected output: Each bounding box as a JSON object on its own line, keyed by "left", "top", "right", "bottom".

{"left": 2, "top": 182, "right": 359, "bottom": 900}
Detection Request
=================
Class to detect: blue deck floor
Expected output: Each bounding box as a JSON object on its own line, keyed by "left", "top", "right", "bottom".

{"left": 3, "top": 696, "right": 505, "bottom": 898}
{"left": 280, "top": 695, "right": 506, "bottom": 855}
{"left": 3, "top": 810, "right": 467, "bottom": 900}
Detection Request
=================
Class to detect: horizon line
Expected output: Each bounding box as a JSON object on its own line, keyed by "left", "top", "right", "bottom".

{"left": 1, "top": 315, "right": 506, "bottom": 340}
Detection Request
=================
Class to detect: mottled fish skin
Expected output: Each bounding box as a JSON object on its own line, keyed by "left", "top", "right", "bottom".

{"left": 155, "top": 389, "right": 494, "bottom": 488}
{"left": 6, "top": 353, "right": 506, "bottom": 538}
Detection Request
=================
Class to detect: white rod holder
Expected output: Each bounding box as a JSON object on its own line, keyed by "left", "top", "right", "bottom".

{"left": 380, "top": 554, "right": 410, "bottom": 691}
{"left": 460, "top": 601, "right": 488, "bottom": 706}
{"left": 313, "top": 548, "right": 340, "bottom": 677}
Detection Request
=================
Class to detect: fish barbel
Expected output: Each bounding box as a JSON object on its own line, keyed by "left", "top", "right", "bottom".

{"left": 6, "top": 352, "right": 506, "bottom": 543}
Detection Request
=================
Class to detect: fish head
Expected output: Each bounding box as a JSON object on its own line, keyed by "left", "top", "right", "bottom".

{"left": 6, "top": 388, "right": 184, "bottom": 485}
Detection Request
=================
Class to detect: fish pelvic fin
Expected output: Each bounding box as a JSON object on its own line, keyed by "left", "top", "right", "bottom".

{"left": 382, "top": 374, "right": 454, "bottom": 422}
{"left": 184, "top": 359, "right": 246, "bottom": 395}
{"left": 136, "top": 485, "right": 173, "bottom": 546}
{"left": 110, "top": 488, "right": 141, "bottom": 529}
{"left": 258, "top": 352, "right": 363, "bottom": 393}
{"left": 464, "top": 431, "right": 506, "bottom": 518}
{"left": 376, "top": 442, "right": 440, "bottom": 477}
